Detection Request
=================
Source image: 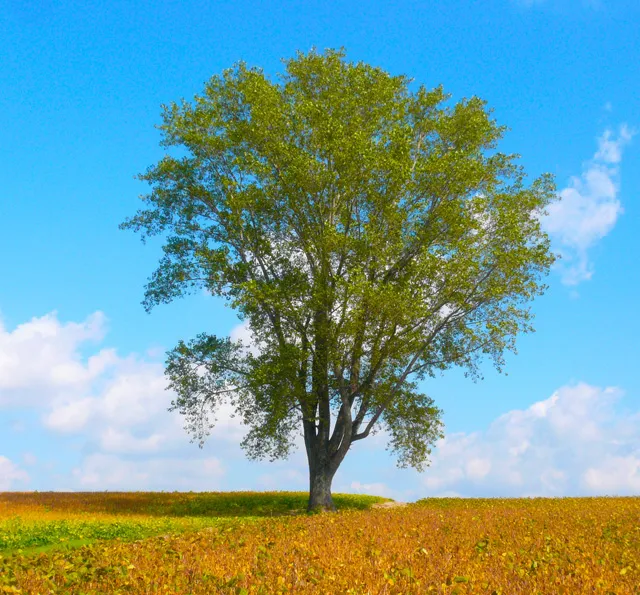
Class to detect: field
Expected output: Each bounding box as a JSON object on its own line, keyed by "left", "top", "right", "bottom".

{"left": 0, "top": 492, "right": 638, "bottom": 594}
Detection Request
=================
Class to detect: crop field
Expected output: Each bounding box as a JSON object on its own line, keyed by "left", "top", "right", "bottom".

{"left": 0, "top": 492, "right": 638, "bottom": 594}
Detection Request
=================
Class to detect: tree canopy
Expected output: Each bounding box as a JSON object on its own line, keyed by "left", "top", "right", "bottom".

{"left": 120, "top": 48, "right": 558, "bottom": 511}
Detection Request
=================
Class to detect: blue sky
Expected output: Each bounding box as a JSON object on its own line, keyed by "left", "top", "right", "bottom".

{"left": 1, "top": 0, "right": 639, "bottom": 501}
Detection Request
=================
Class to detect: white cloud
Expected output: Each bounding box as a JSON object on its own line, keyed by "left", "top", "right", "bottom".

{"left": 0, "top": 311, "right": 116, "bottom": 404}
{"left": 465, "top": 458, "right": 492, "bottom": 480}
{"left": 420, "top": 382, "right": 640, "bottom": 497}
{"left": 3, "top": 310, "right": 640, "bottom": 499}
{"left": 99, "top": 366, "right": 171, "bottom": 426}
{"left": 209, "top": 401, "right": 252, "bottom": 443}
{"left": 44, "top": 397, "right": 95, "bottom": 433}
{"left": 348, "top": 480, "right": 394, "bottom": 498}
{"left": 595, "top": 125, "right": 633, "bottom": 163}
{"left": 256, "top": 468, "right": 306, "bottom": 490}
{"left": 0, "top": 310, "right": 251, "bottom": 491}
{"left": 0, "top": 456, "right": 29, "bottom": 490}
{"left": 40, "top": 349, "right": 250, "bottom": 459}
{"left": 99, "top": 427, "right": 165, "bottom": 454}
{"left": 584, "top": 456, "right": 640, "bottom": 492}
{"left": 0, "top": 311, "right": 390, "bottom": 495}
{"left": 423, "top": 465, "right": 465, "bottom": 489}
{"left": 229, "top": 319, "right": 264, "bottom": 357}
{"left": 541, "top": 125, "right": 634, "bottom": 285}
{"left": 71, "top": 454, "right": 226, "bottom": 490}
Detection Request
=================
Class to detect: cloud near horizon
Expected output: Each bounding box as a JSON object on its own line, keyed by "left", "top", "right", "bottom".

{"left": 421, "top": 382, "right": 640, "bottom": 497}
{"left": 0, "top": 310, "right": 639, "bottom": 499}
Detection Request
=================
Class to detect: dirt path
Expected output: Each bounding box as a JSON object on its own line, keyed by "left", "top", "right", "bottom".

{"left": 370, "top": 501, "right": 408, "bottom": 509}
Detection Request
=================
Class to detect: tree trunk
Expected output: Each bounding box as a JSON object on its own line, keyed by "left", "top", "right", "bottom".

{"left": 307, "top": 463, "right": 336, "bottom": 513}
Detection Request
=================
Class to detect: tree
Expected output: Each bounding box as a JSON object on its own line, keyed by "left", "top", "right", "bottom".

{"left": 120, "top": 48, "right": 558, "bottom": 513}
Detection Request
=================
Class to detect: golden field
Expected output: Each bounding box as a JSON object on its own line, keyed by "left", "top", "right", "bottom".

{"left": 0, "top": 492, "right": 638, "bottom": 594}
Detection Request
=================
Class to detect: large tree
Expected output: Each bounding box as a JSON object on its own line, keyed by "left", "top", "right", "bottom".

{"left": 120, "top": 48, "right": 558, "bottom": 513}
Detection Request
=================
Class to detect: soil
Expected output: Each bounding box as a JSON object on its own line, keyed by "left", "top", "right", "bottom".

{"left": 370, "top": 501, "right": 409, "bottom": 509}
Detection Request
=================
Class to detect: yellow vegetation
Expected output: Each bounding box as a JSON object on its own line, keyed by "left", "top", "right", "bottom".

{"left": 1, "top": 493, "right": 638, "bottom": 594}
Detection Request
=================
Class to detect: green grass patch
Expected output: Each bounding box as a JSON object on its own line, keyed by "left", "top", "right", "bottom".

{"left": 0, "top": 514, "right": 263, "bottom": 555}
{"left": 0, "top": 491, "right": 393, "bottom": 558}
{"left": 1, "top": 537, "right": 99, "bottom": 558}
{"left": 1, "top": 490, "right": 392, "bottom": 517}
{"left": 155, "top": 491, "right": 392, "bottom": 517}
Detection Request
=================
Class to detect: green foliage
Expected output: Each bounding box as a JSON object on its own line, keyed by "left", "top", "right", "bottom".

{"left": 0, "top": 515, "right": 242, "bottom": 554}
{"left": 143, "top": 491, "right": 390, "bottom": 517}
{"left": 381, "top": 380, "right": 444, "bottom": 473}
{"left": 120, "top": 47, "right": 558, "bottom": 483}
{"left": 0, "top": 491, "right": 389, "bottom": 556}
